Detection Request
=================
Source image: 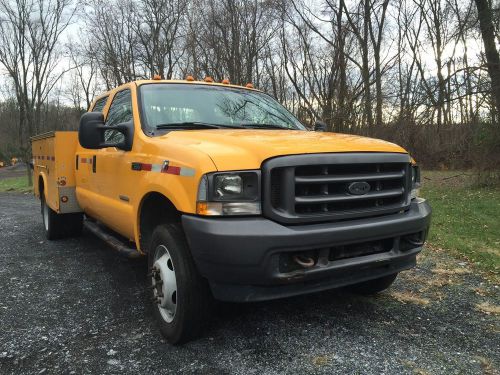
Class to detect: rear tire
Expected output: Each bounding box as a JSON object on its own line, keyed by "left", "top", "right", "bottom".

{"left": 148, "top": 224, "right": 213, "bottom": 345}
{"left": 41, "top": 195, "right": 83, "bottom": 240}
{"left": 348, "top": 273, "right": 398, "bottom": 295}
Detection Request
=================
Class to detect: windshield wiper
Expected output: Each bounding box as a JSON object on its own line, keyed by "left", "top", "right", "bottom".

{"left": 240, "top": 123, "right": 288, "bottom": 130}
{"left": 155, "top": 122, "right": 245, "bottom": 130}
{"left": 156, "top": 122, "right": 221, "bottom": 130}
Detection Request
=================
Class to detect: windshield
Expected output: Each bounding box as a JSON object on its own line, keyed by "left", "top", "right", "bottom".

{"left": 138, "top": 83, "right": 306, "bottom": 135}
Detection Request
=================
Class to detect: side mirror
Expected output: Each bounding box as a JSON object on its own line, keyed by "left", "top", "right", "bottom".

{"left": 78, "top": 112, "right": 134, "bottom": 151}
{"left": 314, "top": 120, "right": 327, "bottom": 132}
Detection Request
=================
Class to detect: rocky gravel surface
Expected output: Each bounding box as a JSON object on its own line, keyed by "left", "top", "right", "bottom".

{"left": 0, "top": 192, "right": 498, "bottom": 375}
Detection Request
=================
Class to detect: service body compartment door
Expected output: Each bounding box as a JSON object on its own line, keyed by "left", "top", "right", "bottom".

{"left": 31, "top": 131, "right": 81, "bottom": 214}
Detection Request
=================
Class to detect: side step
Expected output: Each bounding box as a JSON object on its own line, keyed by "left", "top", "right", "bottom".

{"left": 84, "top": 220, "right": 142, "bottom": 259}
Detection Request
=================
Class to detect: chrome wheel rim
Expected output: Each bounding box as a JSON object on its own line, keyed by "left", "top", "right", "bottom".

{"left": 151, "top": 245, "right": 177, "bottom": 323}
{"left": 43, "top": 199, "right": 49, "bottom": 231}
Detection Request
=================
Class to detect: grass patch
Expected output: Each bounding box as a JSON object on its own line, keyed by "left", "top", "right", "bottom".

{"left": 476, "top": 302, "right": 500, "bottom": 315}
{"left": 387, "top": 291, "right": 430, "bottom": 306}
{"left": 0, "top": 176, "right": 31, "bottom": 192}
{"left": 422, "top": 171, "right": 500, "bottom": 279}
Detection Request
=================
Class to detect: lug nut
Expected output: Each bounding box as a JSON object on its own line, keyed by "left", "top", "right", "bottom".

{"left": 147, "top": 268, "right": 160, "bottom": 278}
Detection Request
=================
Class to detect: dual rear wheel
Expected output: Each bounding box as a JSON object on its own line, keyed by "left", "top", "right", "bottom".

{"left": 41, "top": 195, "right": 83, "bottom": 240}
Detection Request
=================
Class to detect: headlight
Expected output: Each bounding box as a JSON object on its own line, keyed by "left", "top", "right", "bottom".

{"left": 196, "top": 171, "right": 261, "bottom": 215}
{"left": 410, "top": 165, "right": 421, "bottom": 199}
{"left": 214, "top": 174, "right": 243, "bottom": 198}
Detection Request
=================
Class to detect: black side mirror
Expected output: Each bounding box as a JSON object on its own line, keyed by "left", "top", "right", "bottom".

{"left": 314, "top": 120, "right": 327, "bottom": 132}
{"left": 78, "top": 112, "right": 134, "bottom": 151}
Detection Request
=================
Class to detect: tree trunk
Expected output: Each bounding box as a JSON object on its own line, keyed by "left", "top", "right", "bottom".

{"left": 475, "top": 0, "right": 500, "bottom": 123}
{"left": 362, "top": 0, "right": 374, "bottom": 134}
{"left": 337, "top": 0, "right": 347, "bottom": 133}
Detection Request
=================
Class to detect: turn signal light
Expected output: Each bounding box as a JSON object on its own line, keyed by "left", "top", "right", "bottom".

{"left": 196, "top": 201, "right": 261, "bottom": 216}
{"left": 196, "top": 202, "right": 210, "bottom": 215}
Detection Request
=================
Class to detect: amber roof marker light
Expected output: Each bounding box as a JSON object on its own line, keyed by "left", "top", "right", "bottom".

{"left": 245, "top": 83, "right": 254, "bottom": 88}
{"left": 153, "top": 74, "right": 162, "bottom": 80}
{"left": 186, "top": 75, "right": 195, "bottom": 82}
{"left": 204, "top": 76, "right": 214, "bottom": 83}
{"left": 221, "top": 79, "right": 230, "bottom": 85}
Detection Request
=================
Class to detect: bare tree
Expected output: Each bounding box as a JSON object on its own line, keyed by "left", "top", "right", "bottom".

{"left": 187, "top": 0, "right": 277, "bottom": 84}
{"left": 475, "top": 0, "right": 500, "bottom": 123}
{"left": 67, "top": 40, "right": 100, "bottom": 109}
{"left": 135, "top": 0, "right": 188, "bottom": 79}
{"left": 84, "top": 0, "right": 139, "bottom": 87}
{"left": 0, "top": 0, "right": 74, "bottom": 185}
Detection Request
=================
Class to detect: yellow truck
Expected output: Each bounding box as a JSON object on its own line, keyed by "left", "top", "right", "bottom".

{"left": 32, "top": 77, "right": 431, "bottom": 344}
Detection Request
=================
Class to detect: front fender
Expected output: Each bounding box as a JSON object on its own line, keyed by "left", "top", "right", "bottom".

{"left": 132, "top": 177, "right": 200, "bottom": 252}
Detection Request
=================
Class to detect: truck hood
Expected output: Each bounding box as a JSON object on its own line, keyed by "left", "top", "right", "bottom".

{"left": 160, "top": 129, "right": 407, "bottom": 171}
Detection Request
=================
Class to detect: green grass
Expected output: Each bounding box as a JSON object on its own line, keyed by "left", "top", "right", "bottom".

{"left": 0, "top": 176, "right": 32, "bottom": 192}
{"left": 422, "top": 171, "right": 500, "bottom": 278}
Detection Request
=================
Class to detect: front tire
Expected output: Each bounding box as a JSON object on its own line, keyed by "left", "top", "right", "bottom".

{"left": 347, "top": 273, "right": 398, "bottom": 295}
{"left": 148, "top": 224, "right": 213, "bottom": 345}
{"left": 41, "top": 195, "right": 83, "bottom": 240}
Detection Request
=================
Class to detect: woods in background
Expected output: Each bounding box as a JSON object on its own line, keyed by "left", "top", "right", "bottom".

{"left": 0, "top": 0, "right": 499, "bottom": 174}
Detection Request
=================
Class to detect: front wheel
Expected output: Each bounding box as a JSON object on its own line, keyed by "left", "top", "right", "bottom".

{"left": 148, "top": 224, "right": 213, "bottom": 345}
{"left": 347, "top": 273, "right": 398, "bottom": 295}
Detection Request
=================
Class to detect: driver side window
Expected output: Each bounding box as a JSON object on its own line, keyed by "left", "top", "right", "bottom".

{"left": 105, "top": 89, "right": 132, "bottom": 143}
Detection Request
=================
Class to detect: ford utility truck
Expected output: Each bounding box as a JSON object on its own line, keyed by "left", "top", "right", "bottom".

{"left": 32, "top": 78, "right": 431, "bottom": 344}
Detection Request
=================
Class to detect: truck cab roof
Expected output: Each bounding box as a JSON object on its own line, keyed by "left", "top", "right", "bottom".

{"left": 91, "top": 78, "right": 260, "bottom": 108}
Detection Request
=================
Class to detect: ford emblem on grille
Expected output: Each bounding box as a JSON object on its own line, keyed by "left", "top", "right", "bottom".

{"left": 347, "top": 181, "right": 371, "bottom": 195}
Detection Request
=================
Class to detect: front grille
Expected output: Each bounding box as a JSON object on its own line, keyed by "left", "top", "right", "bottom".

{"left": 263, "top": 153, "right": 411, "bottom": 224}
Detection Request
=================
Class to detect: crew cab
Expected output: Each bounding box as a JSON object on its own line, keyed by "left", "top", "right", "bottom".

{"left": 31, "top": 77, "right": 431, "bottom": 344}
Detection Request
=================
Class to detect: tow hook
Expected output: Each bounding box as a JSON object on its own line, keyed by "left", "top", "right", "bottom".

{"left": 292, "top": 255, "right": 315, "bottom": 268}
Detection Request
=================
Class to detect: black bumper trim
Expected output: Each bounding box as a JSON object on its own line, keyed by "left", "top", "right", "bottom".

{"left": 182, "top": 198, "right": 431, "bottom": 302}
{"left": 210, "top": 251, "right": 418, "bottom": 302}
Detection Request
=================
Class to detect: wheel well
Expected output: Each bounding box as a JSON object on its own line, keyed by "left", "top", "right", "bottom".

{"left": 139, "top": 192, "right": 181, "bottom": 253}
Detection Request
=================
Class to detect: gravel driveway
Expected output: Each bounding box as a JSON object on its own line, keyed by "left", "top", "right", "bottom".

{"left": 0, "top": 192, "right": 498, "bottom": 375}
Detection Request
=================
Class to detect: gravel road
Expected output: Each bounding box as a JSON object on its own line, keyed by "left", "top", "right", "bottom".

{"left": 0, "top": 192, "right": 498, "bottom": 375}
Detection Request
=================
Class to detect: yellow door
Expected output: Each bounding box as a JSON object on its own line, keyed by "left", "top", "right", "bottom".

{"left": 75, "top": 95, "right": 109, "bottom": 221}
{"left": 90, "top": 87, "right": 136, "bottom": 239}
